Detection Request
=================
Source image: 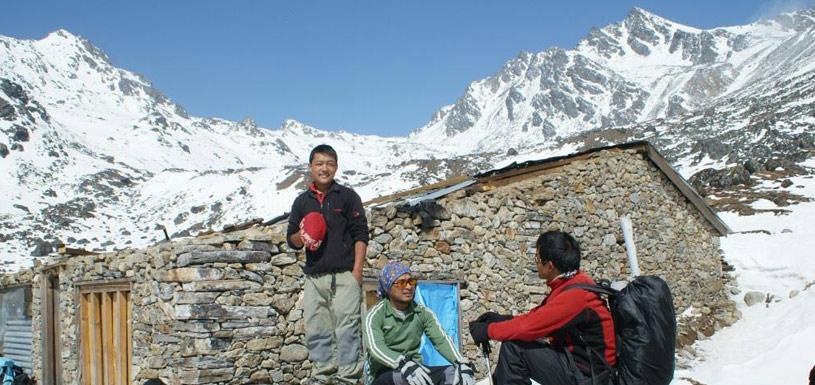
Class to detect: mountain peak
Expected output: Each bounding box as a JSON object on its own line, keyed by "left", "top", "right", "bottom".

{"left": 38, "top": 29, "right": 111, "bottom": 64}
{"left": 626, "top": 7, "right": 666, "bottom": 24}
{"left": 281, "top": 118, "right": 304, "bottom": 130}
{"left": 627, "top": 7, "right": 656, "bottom": 19}
{"left": 46, "top": 29, "right": 80, "bottom": 41}
{"left": 623, "top": 6, "right": 685, "bottom": 31}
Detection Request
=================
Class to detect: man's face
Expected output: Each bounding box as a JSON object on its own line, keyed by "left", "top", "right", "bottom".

{"left": 310, "top": 152, "right": 337, "bottom": 187}
{"left": 535, "top": 248, "right": 556, "bottom": 280}
{"left": 388, "top": 273, "right": 416, "bottom": 304}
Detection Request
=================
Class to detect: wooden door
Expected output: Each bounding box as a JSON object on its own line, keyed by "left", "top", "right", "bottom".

{"left": 80, "top": 285, "right": 131, "bottom": 385}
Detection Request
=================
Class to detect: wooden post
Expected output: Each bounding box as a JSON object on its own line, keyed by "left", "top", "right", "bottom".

{"left": 90, "top": 293, "right": 103, "bottom": 385}
{"left": 101, "top": 292, "right": 114, "bottom": 385}
{"left": 81, "top": 293, "right": 92, "bottom": 385}
{"left": 114, "top": 291, "right": 129, "bottom": 385}
{"left": 126, "top": 291, "right": 132, "bottom": 385}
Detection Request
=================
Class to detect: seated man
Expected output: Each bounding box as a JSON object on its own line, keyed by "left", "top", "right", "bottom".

{"left": 469, "top": 230, "right": 616, "bottom": 385}
{"left": 363, "top": 261, "right": 474, "bottom": 385}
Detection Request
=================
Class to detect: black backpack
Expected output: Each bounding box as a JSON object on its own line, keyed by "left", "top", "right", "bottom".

{"left": 568, "top": 275, "right": 677, "bottom": 385}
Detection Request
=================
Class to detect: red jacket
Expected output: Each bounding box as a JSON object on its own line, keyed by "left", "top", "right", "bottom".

{"left": 488, "top": 271, "right": 616, "bottom": 368}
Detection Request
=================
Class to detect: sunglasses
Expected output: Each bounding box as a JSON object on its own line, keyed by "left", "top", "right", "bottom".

{"left": 392, "top": 278, "right": 418, "bottom": 289}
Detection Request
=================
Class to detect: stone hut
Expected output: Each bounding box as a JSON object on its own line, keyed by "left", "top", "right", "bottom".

{"left": 0, "top": 141, "right": 737, "bottom": 384}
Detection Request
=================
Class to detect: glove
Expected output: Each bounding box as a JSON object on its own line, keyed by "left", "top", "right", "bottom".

{"left": 299, "top": 212, "right": 326, "bottom": 251}
{"left": 469, "top": 321, "right": 490, "bottom": 345}
{"left": 480, "top": 341, "right": 492, "bottom": 355}
{"left": 453, "top": 360, "right": 475, "bottom": 385}
{"left": 475, "top": 311, "right": 513, "bottom": 324}
{"left": 397, "top": 358, "right": 433, "bottom": 385}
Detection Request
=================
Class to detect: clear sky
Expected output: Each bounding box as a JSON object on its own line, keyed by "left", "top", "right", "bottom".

{"left": 2, "top": 0, "right": 813, "bottom": 136}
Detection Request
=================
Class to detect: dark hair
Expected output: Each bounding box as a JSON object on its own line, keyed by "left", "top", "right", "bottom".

{"left": 309, "top": 144, "right": 338, "bottom": 164}
{"left": 536, "top": 230, "right": 581, "bottom": 272}
{"left": 809, "top": 364, "right": 814, "bottom": 385}
{"left": 144, "top": 380, "right": 166, "bottom": 385}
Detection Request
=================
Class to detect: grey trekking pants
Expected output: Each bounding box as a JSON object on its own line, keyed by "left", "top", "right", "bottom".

{"left": 304, "top": 271, "right": 363, "bottom": 384}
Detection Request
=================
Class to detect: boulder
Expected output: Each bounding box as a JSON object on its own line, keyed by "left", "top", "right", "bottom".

{"left": 30, "top": 238, "right": 52, "bottom": 256}
{"left": 743, "top": 291, "right": 765, "bottom": 307}
{"left": 0, "top": 98, "right": 14, "bottom": 119}
{"left": 12, "top": 126, "right": 29, "bottom": 142}
{"left": 280, "top": 344, "right": 309, "bottom": 362}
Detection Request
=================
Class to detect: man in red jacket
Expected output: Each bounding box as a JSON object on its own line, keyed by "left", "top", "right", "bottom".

{"left": 469, "top": 231, "right": 616, "bottom": 385}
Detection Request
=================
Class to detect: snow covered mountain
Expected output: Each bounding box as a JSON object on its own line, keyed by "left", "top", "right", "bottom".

{"left": 412, "top": 7, "right": 815, "bottom": 153}
{"left": 0, "top": 30, "right": 486, "bottom": 266}
{"left": 2, "top": 7, "right": 815, "bottom": 274}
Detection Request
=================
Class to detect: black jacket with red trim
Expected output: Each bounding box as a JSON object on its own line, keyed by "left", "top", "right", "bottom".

{"left": 487, "top": 271, "right": 616, "bottom": 371}
{"left": 287, "top": 181, "right": 369, "bottom": 275}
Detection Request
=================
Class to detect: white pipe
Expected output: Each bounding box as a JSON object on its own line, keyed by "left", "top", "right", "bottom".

{"left": 620, "top": 215, "right": 640, "bottom": 278}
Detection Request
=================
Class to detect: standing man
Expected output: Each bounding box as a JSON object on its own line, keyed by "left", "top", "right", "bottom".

{"left": 288, "top": 144, "right": 369, "bottom": 385}
{"left": 468, "top": 230, "right": 616, "bottom": 385}
{"left": 363, "top": 261, "right": 474, "bottom": 385}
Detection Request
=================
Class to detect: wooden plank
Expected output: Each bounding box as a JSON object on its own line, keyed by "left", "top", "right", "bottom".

{"left": 90, "top": 293, "right": 103, "bottom": 385}
{"left": 112, "top": 291, "right": 121, "bottom": 385}
{"left": 57, "top": 245, "right": 98, "bottom": 256}
{"left": 222, "top": 217, "right": 263, "bottom": 233}
{"left": 114, "top": 291, "right": 128, "bottom": 385}
{"left": 126, "top": 291, "right": 132, "bottom": 385}
{"left": 41, "top": 275, "right": 54, "bottom": 385}
{"left": 74, "top": 279, "right": 131, "bottom": 292}
{"left": 102, "top": 292, "right": 114, "bottom": 385}
{"left": 52, "top": 276, "right": 63, "bottom": 385}
{"left": 81, "top": 293, "right": 92, "bottom": 385}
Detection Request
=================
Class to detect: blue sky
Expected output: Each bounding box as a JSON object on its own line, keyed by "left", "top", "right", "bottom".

{"left": 2, "top": 0, "right": 813, "bottom": 136}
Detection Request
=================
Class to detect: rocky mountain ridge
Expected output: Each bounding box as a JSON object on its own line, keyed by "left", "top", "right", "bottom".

{"left": 412, "top": 7, "right": 815, "bottom": 152}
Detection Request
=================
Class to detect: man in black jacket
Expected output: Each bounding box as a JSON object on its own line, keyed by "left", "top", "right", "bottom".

{"left": 288, "top": 144, "right": 369, "bottom": 385}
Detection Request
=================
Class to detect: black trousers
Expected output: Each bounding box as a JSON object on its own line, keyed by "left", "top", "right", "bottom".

{"left": 372, "top": 365, "right": 455, "bottom": 385}
{"left": 492, "top": 341, "right": 610, "bottom": 385}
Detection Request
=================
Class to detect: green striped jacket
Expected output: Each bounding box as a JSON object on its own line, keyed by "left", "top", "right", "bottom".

{"left": 363, "top": 299, "right": 462, "bottom": 380}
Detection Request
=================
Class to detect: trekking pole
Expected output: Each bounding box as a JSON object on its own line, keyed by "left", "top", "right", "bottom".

{"left": 481, "top": 342, "right": 494, "bottom": 385}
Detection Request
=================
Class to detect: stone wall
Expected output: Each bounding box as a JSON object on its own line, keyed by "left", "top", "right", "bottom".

{"left": 26, "top": 227, "right": 313, "bottom": 385}
{"left": 4, "top": 148, "right": 737, "bottom": 384}
{"left": 365, "top": 148, "right": 738, "bottom": 363}
{"left": 0, "top": 270, "right": 34, "bottom": 289}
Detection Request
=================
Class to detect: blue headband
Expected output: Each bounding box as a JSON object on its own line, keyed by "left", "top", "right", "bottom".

{"left": 378, "top": 261, "right": 411, "bottom": 298}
